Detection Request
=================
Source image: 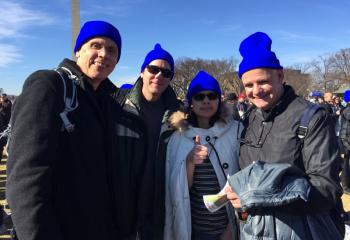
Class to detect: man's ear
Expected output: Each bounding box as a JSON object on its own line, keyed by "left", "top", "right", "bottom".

{"left": 277, "top": 69, "right": 284, "bottom": 83}
{"left": 75, "top": 51, "right": 80, "bottom": 58}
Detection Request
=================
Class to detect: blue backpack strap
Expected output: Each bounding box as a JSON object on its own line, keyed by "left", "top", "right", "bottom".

{"left": 297, "top": 104, "right": 321, "bottom": 139}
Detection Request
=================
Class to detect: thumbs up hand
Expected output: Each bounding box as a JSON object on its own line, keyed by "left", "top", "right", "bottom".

{"left": 186, "top": 135, "right": 208, "bottom": 165}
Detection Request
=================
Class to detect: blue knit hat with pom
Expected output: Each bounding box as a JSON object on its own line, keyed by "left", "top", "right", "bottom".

{"left": 238, "top": 32, "right": 283, "bottom": 78}
{"left": 186, "top": 70, "right": 221, "bottom": 104}
{"left": 344, "top": 90, "right": 350, "bottom": 103}
{"left": 140, "top": 43, "right": 174, "bottom": 77}
{"left": 74, "top": 20, "right": 122, "bottom": 63}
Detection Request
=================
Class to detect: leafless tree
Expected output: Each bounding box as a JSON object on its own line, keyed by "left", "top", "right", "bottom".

{"left": 310, "top": 55, "right": 334, "bottom": 92}
{"left": 171, "top": 57, "right": 242, "bottom": 99}
{"left": 283, "top": 68, "right": 312, "bottom": 98}
{"left": 329, "top": 48, "right": 350, "bottom": 87}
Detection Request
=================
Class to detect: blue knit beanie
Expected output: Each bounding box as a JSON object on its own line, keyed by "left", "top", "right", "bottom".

{"left": 344, "top": 90, "right": 350, "bottom": 103}
{"left": 186, "top": 70, "right": 222, "bottom": 104}
{"left": 140, "top": 43, "right": 174, "bottom": 76}
{"left": 238, "top": 32, "right": 283, "bottom": 78}
{"left": 74, "top": 20, "right": 122, "bottom": 63}
{"left": 120, "top": 83, "right": 133, "bottom": 89}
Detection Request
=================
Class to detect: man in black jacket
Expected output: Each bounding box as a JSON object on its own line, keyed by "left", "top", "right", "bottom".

{"left": 226, "top": 32, "right": 344, "bottom": 238}
{"left": 340, "top": 90, "right": 350, "bottom": 194}
{"left": 117, "top": 44, "right": 181, "bottom": 239}
{"left": 0, "top": 93, "right": 12, "bottom": 161}
{"left": 7, "top": 20, "right": 146, "bottom": 240}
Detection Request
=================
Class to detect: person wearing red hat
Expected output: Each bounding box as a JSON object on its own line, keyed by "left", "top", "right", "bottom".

{"left": 236, "top": 93, "right": 248, "bottom": 118}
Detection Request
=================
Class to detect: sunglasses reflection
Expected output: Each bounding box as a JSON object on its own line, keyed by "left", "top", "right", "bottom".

{"left": 146, "top": 65, "right": 173, "bottom": 78}
{"left": 193, "top": 92, "right": 219, "bottom": 101}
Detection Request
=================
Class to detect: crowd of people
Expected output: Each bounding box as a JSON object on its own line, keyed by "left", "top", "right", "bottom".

{"left": 0, "top": 20, "right": 350, "bottom": 240}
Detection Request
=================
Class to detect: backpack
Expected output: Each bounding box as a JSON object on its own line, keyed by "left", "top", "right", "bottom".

{"left": 53, "top": 67, "right": 79, "bottom": 133}
{"left": 297, "top": 103, "right": 321, "bottom": 140}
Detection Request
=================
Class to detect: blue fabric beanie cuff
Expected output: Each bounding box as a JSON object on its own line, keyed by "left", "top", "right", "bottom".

{"left": 140, "top": 43, "right": 174, "bottom": 77}
{"left": 186, "top": 70, "right": 222, "bottom": 104}
{"left": 238, "top": 32, "right": 282, "bottom": 78}
{"left": 344, "top": 90, "right": 350, "bottom": 103}
{"left": 74, "top": 20, "right": 122, "bottom": 63}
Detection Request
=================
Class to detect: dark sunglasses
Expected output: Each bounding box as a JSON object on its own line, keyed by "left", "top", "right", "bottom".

{"left": 193, "top": 92, "right": 219, "bottom": 101}
{"left": 146, "top": 65, "right": 173, "bottom": 78}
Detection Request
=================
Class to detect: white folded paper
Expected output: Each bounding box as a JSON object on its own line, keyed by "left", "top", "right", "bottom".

{"left": 203, "top": 180, "right": 230, "bottom": 213}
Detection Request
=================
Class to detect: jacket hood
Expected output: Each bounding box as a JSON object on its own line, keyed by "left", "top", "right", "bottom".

{"left": 168, "top": 101, "right": 233, "bottom": 132}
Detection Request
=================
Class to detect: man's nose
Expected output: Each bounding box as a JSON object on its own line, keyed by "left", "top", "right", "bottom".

{"left": 252, "top": 84, "right": 261, "bottom": 96}
{"left": 98, "top": 47, "right": 108, "bottom": 57}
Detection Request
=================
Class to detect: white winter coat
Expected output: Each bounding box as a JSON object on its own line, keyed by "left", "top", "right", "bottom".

{"left": 164, "top": 109, "right": 242, "bottom": 240}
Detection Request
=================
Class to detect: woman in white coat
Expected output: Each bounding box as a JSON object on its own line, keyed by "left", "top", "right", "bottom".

{"left": 164, "top": 70, "right": 242, "bottom": 240}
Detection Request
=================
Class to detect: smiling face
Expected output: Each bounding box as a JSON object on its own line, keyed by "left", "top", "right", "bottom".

{"left": 242, "top": 68, "right": 284, "bottom": 111}
{"left": 191, "top": 91, "right": 220, "bottom": 127}
{"left": 141, "top": 59, "right": 171, "bottom": 101}
{"left": 75, "top": 37, "right": 118, "bottom": 90}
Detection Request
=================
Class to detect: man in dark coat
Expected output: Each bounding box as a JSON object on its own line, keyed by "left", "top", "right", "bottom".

{"left": 226, "top": 32, "right": 344, "bottom": 238}
{"left": 6, "top": 20, "right": 146, "bottom": 240}
{"left": 117, "top": 44, "right": 181, "bottom": 239}
{"left": 340, "top": 90, "right": 350, "bottom": 194}
{"left": 0, "top": 93, "right": 12, "bottom": 161}
{"left": 226, "top": 92, "right": 240, "bottom": 121}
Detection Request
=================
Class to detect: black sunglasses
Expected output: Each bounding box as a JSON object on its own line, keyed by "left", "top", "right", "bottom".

{"left": 193, "top": 92, "right": 219, "bottom": 101}
{"left": 146, "top": 65, "right": 173, "bottom": 78}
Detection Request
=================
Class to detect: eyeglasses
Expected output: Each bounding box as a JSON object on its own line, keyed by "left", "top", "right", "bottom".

{"left": 146, "top": 65, "right": 173, "bottom": 78}
{"left": 193, "top": 92, "right": 219, "bottom": 101}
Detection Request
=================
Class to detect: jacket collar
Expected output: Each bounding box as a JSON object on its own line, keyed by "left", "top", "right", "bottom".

{"left": 127, "top": 76, "right": 180, "bottom": 115}
{"left": 58, "top": 58, "right": 117, "bottom": 95}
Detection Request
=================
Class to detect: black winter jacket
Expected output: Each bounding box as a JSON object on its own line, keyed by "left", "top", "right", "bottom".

{"left": 0, "top": 98, "right": 12, "bottom": 129}
{"left": 340, "top": 106, "right": 350, "bottom": 151}
{"left": 117, "top": 77, "right": 181, "bottom": 240}
{"left": 239, "top": 85, "right": 344, "bottom": 235}
{"left": 6, "top": 59, "right": 146, "bottom": 240}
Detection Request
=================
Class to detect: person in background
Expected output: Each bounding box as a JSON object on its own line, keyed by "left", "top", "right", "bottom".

{"left": 333, "top": 95, "right": 344, "bottom": 137}
{"left": 236, "top": 92, "right": 248, "bottom": 118}
{"left": 340, "top": 90, "right": 350, "bottom": 194}
{"left": 120, "top": 83, "right": 133, "bottom": 89}
{"left": 317, "top": 96, "right": 325, "bottom": 105}
{"left": 322, "top": 92, "right": 339, "bottom": 129}
{"left": 226, "top": 31, "right": 344, "bottom": 238}
{"left": 0, "top": 93, "right": 12, "bottom": 161}
{"left": 226, "top": 92, "right": 240, "bottom": 121}
{"left": 164, "top": 70, "right": 241, "bottom": 240}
